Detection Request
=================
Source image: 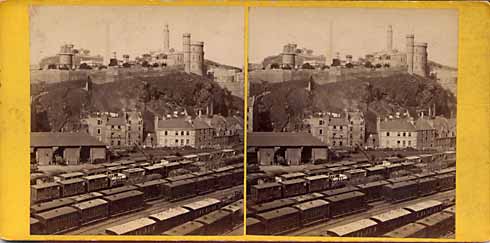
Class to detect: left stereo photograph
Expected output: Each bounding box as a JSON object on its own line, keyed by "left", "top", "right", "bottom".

{"left": 29, "top": 6, "right": 245, "bottom": 236}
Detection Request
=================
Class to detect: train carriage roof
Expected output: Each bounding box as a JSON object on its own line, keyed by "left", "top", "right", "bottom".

{"left": 257, "top": 206, "right": 299, "bottom": 220}
{"left": 72, "top": 198, "right": 108, "bottom": 210}
{"left": 103, "top": 190, "right": 144, "bottom": 202}
{"left": 370, "top": 208, "right": 412, "bottom": 223}
{"left": 162, "top": 221, "right": 205, "bottom": 235}
{"left": 384, "top": 180, "right": 417, "bottom": 189}
{"left": 149, "top": 207, "right": 190, "bottom": 222}
{"left": 221, "top": 203, "right": 242, "bottom": 213}
{"left": 68, "top": 192, "right": 103, "bottom": 202}
{"left": 321, "top": 186, "right": 359, "bottom": 197}
{"left": 280, "top": 172, "right": 306, "bottom": 179}
{"left": 356, "top": 180, "right": 389, "bottom": 189}
{"left": 248, "top": 198, "right": 296, "bottom": 213}
{"left": 416, "top": 211, "right": 453, "bottom": 227}
{"left": 325, "top": 191, "right": 365, "bottom": 202}
{"left": 59, "top": 172, "right": 85, "bottom": 178}
{"left": 122, "top": 168, "right": 145, "bottom": 173}
{"left": 99, "top": 185, "right": 138, "bottom": 196}
{"left": 35, "top": 206, "right": 78, "bottom": 220}
{"left": 31, "top": 198, "right": 76, "bottom": 213}
{"left": 166, "top": 174, "right": 196, "bottom": 182}
{"left": 135, "top": 179, "right": 168, "bottom": 188}
{"left": 443, "top": 206, "right": 456, "bottom": 214}
{"left": 182, "top": 198, "right": 221, "bottom": 211}
{"left": 195, "top": 210, "right": 231, "bottom": 225}
{"left": 365, "top": 166, "right": 386, "bottom": 172}
{"left": 290, "top": 192, "right": 325, "bottom": 204}
{"left": 345, "top": 168, "right": 366, "bottom": 174}
{"left": 383, "top": 223, "right": 426, "bottom": 238}
{"left": 252, "top": 182, "right": 281, "bottom": 189}
{"left": 404, "top": 200, "right": 442, "bottom": 212}
{"left": 280, "top": 178, "right": 306, "bottom": 185}
{"left": 58, "top": 178, "right": 85, "bottom": 185}
{"left": 294, "top": 199, "right": 330, "bottom": 211}
{"left": 305, "top": 174, "right": 330, "bottom": 181}
{"left": 30, "top": 217, "right": 40, "bottom": 225}
{"left": 165, "top": 178, "right": 197, "bottom": 187}
{"left": 246, "top": 217, "right": 261, "bottom": 226}
{"left": 83, "top": 174, "right": 108, "bottom": 180}
{"left": 106, "top": 218, "right": 156, "bottom": 235}
{"left": 31, "top": 182, "right": 60, "bottom": 189}
{"left": 326, "top": 219, "right": 377, "bottom": 236}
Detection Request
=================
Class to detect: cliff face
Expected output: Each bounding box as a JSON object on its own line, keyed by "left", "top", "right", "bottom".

{"left": 31, "top": 70, "right": 243, "bottom": 133}
{"left": 251, "top": 73, "right": 456, "bottom": 133}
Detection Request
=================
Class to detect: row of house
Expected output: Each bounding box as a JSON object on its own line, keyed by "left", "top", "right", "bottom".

{"left": 304, "top": 110, "right": 366, "bottom": 148}
{"left": 304, "top": 109, "right": 456, "bottom": 151}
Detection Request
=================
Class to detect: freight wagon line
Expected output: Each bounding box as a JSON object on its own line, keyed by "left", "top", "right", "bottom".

{"left": 67, "top": 185, "right": 243, "bottom": 235}
{"left": 288, "top": 189, "right": 454, "bottom": 236}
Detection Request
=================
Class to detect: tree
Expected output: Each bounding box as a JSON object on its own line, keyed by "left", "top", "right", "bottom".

{"left": 47, "top": 64, "right": 57, "bottom": 70}
{"left": 345, "top": 63, "right": 354, "bottom": 68}
{"left": 98, "top": 65, "right": 107, "bottom": 70}
{"left": 270, "top": 63, "right": 280, "bottom": 69}
{"left": 122, "top": 63, "right": 131, "bottom": 68}
{"left": 301, "top": 63, "right": 315, "bottom": 69}
{"left": 142, "top": 61, "right": 150, "bottom": 68}
{"left": 364, "top": 62, "right": 373, "bottom": 68}
{"left": 79, "top": 63, "right": 92, "bottom": 70}
{"left": 384, "top": 63, "right": 390, "bottom": 68}
{"left": 375, "top": 63, "right": 382, "bottom": 68}
{"left": 108, "top": 58, "right": 118, "bottom": 67}
{"left": 152, "top": 63, "right": 159, "bottom": 68}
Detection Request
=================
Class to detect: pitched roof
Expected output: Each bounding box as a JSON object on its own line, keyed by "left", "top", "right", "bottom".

{"left": 106, "top": 117, "right": 126, "bottom": 126}
{"left": 248, "top": 132, "right": 326, "bottom": 147}
{"left": 157, "top": 118, "right": 212, "bottom": 130}
{"left": 379, "top": 119, "right": 416, "bottom": 132}
{"left": 31, "top": 132, "right": 106, "bottom": 147}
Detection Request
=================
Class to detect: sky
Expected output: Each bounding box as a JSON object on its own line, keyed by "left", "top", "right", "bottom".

{"left": 30, "top": 6, "right": 244, "bottom": 68}
{"left": 249, "top": 8, "right": 458, "bottom": 67}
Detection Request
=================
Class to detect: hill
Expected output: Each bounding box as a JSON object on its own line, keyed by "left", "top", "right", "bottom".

{"left": 251, "top": 73, "right": 456, "bottom": 133}
{"left": 31, "top": 70, "right": 243, "bottom": 133}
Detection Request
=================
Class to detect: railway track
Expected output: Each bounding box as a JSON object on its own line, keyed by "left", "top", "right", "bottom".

{"left": 67, "top": 185, "right": 243, "bottom": 235}
{"left": 287, "top": 189, "right": 455, "bottom": 236}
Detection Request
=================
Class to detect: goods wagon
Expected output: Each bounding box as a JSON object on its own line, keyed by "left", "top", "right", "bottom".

{"left": 149, "top": 207, "right": 192, "bottom": 233}
{"left": 103, "top": 190, "right": 145, "bottom": 216}
{"left": 31, "top": 182, "right": 61, "bottom": 203}
{"left": 71, "top": 198, "right": 109, "bottom": 225}
{"left": 255, "top": 207, "right": 300, "bottom": 235}
{"left": 34, "top": 206, "right": 80, "bottom": 234}
{"left": 161, "top": 221, "right": 205, "bottom": 236}
{"left": 195, "top": 209, "right": 233, "bottom": 235}
{"left": 106, "top": 218, "right": 157, "bottom": 235}
{"left": 293, "top": 199, "right": 330, "bottom": 226}
{"left": 324, "top": 219, "right": 378, "bottom": 237}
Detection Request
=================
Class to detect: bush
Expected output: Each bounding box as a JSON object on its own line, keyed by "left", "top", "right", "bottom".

{"left": 301, "top": 63, "right": 315, "bottom": 69}
{"left": 79, "top": 63, "right": 92, "bottom": 70}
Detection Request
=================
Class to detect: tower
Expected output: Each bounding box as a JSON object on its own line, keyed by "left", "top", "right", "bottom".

{"left": 163, "top": 24, "right": 170, "bottom": 53}
{"left": 190, "top": 41, "right": 204, "bottom": 75}
{"left": 326, "top": 20, "right": 334, "bottom": 66}
{"left": 414, "top": 42, "right": 428, "bottom": 77}
{"left": 281, "top": 43, "right": 296, "bottom": 68}
{"left": 58, "top": 44, "right": 74, "bottom": 69}
{"left": 406, "top": 34, "right": 415, "bottom": 74}
{"left": 387, "top": 25, "right": 393, "bottom": 51}
{"left": 183, "top": 33, "right": 191, "bottom": 73}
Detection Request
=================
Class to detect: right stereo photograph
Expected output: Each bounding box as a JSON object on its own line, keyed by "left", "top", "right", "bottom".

{"left": 246, "top": 7, "right": 457, "bottom": 238}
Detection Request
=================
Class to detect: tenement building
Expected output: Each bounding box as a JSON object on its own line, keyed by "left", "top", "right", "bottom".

{"left": 153, "top": 116, "right": 214, "bottom": 148}
{"left": 85, "top": 111, "right": 143, "bottom": 148}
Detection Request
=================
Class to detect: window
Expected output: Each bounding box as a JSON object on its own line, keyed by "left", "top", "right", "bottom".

{"left": 186, "top": 139, "right": 190, "bottom": 144}
{"left": 175, "top": 131, "right": 179, "bottom": 136}
{"left": 319, "top": 129, "right": 323, "bottom": 135}
{"left": 111, "top": 125, "right": 114, "bottom": 129}
{"left": 181, "top": 131, "right": 184, "bottom": 136}
{"left": 403, "top": 140, "right": 406, "bottom": 146}
{"left": 408, "top": 132, "right": 411, "bottom": 137}
{"left": 97, "top": 119, "right": 102, "bottom": 125}
{"left": 403, "top": 132, "right": 406, "bottom": 137}
{"left": 97, "top": 128, "right": 101, "bottom": 134}
{"left": 333, "top": 141, "right": 336, "bottom": 146}
{"left": 175, "top": 139, "right": 179, "bottom": 144}
{"left": 340, "top": 126, "right": 343, "bottom": 130}
{"left": 117, "top": 140, "right": 121, "bottom": 146}
{"left": 339, "top": 141, "right": 343, "bottom": 146}
{"left": 186, "top": 131, "right": 190, "bottom": 136}
{"left": 181, "top": 139, "right": 184, "bottom": 145}
{"left": 118, "top": 125, "right": 121, "bottom": 129}
{"left": 386, "top": 132, "right": 390, "bottom": 136}
{"left": 164, "top": 131, "right": 168, "bottom": 136}
{"left": 333, "top": 125, "right": 337, "bottom": 129}
{"left": 408, "top": 141, "right": 411, "bottom": 146}
{"left": 128, "top": 126, "right": 131, "bottom": 131}
{"left": 397, "top": 132, "right": 400, "bottom": 137}
{"left": 319, "top": 120, "right": 324, "bottom": 126}
{"left": 333, "top": 133, "right": 336, "bottom": 137}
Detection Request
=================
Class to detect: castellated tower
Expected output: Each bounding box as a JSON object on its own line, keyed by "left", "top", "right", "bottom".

{"left": 183, "top": 33, "right": 191, "bottom": 73}
{"left": 406, "top": 34, "right": 415, "bottom": 74}
{"left": 58, "top": 44, "right": 74, "bottom": 69}
{"left": 190, "top": 41, "right": 204, "bottom": 76}
{"left": 414, "top": 42, "right": 428, "bottom": 77}
{"left": 282, "top": 43, "right": 297, "bottom": 68}
{"left": 163, "top": 24, "right": 170, "bottom": 53}
{"left": 387, "top": 25, "right": 393, "bottom": 51}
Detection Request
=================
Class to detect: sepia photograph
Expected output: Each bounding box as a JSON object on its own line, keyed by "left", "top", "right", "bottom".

{"left": 29, "top": 6, "right": 244, "bottom": 235}
{"left": 246, "top": 8, "right": 457, "bottom": 238}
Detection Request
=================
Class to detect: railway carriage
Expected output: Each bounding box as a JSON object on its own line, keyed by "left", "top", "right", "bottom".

{"left": 355, "top": 180, "right": 389, "bottom": 202}
{"left": 280, "top": 178, "right": 307, "bottom": 197}
{"left": 122, "top": 168, "right": 145, "bottom": 184}
{"left": 31, "top": 182, "right": 61, "bottom": 203}
{"left": 383, "top": 180, "right": 418, "bottom": 203}
{"left": 321, "top": 186, "right": 359, "bottom": 197}
{"left": 162, "top": 179, "right": 197, "bottom": 201}
{"left": 149, "top": 207, "right": 192, "bottom": 233}
{"left": 230, "top": 168, "right": 244, "bottom": 186}
{"left": 59, "top": 178, "right": 86, "bottom": 197}
{"left": 246, "top": 217, "right": 265, "bottom": 235}
{"left": 369, "top": 208, "right": 413, "bottom": 234}
{"left": 290, "top": 192, "right": 324, "bottom": 204}
{"left": 135, "top": 179, "right": 167, "bottom": 201}
{"left": 324, "top": 218, "right": 378, "bottom": 237}
{"left": 67, "top": 192, "right": 103, "bottom": 203}
{"left": 325, "top": 191, "right": 367, "bottom": 218}
{"left": 195, "top": 174, "right": 218, "bottom": 194}
{"left": 143, "top": 164, "right": 165, "bottom": 177}
{"left": 99, "top": 185, "right": 138, "bottom": 197}
{"left": 83, "top": 174, "right": 110, "bottom": 192}
{"left": 166, "top": 173, "right": 196, "bottom": 183}
{"left": 415, "top": 211, "right": 454, "bottom": 238}
{"left": 250, "top": 182, "right": 282, "bottom": 203}
{"left": 55, "top": 172, "right": 85, "bottom": 181}
{"left": 305, "top": 175, "right": 330, "bottom": 192}
{"left": 417, "top": 177, "right": 439, "bottom": 196}
{"left": 71, "top": 198, "right": 109, "bottom": 225}
{"left": 30, "top": 217, "right": 43, "bottom": 234}
{"left": 255, "top": 207, "right": 301, "bottom": 235}
{"left": 103, "top": 190, "right": 145, "bottom": 216}
{"left": 106, "top": 218, "right": 157, "bottom": 235}
{"left": 34, "top": 206, "right": 80, "bottom": 234}
{"left": 344, "top": 169, "right": 367, "bottom": 184}
{"left": 383, "top": 222, "right": 427, "bottom": 238}
{"left": 436, "top": 174, "right": 456, "bottom": 191}
{"left": 365, "top": 166, "right": 387, "bottom": 178}
{"left": 386, "top": 175, "right": 416, "bottom": 184}
{"left": 278, "top": 172, "right": 306, "bottom": 181}
{"left": 403, "top": 200, "right": 443, "bottom": 220}
{"left": 221, "top": 200, "right": 243, "bottom": 227}
{"left": 162, "top": 221, "right": 205, "bottom": 235}
{"left": 182, "top": 198, "right": 221, "bottom": 219}
{"left": 195, "top": 209, "right": 233, "bottom": 235}
{"left": 293, "top": 199, "right": 330, "bottom": 226}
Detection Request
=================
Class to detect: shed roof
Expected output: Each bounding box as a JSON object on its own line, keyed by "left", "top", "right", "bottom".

{"left": 106, "top": 218, "right": 156, "bottom": 235}
{"left": 31, "top": 132, "right": 106, "bottom": 147}
{"left": 248, "top": 132, "right": 326, "bottom": 147}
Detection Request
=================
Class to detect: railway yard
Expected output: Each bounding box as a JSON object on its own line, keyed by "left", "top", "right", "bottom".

{"left": 247, "top": 150, "right": 456, "bottom": 238}
{"left": 30, "top": 148, "right": 244, "bottom": 235}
